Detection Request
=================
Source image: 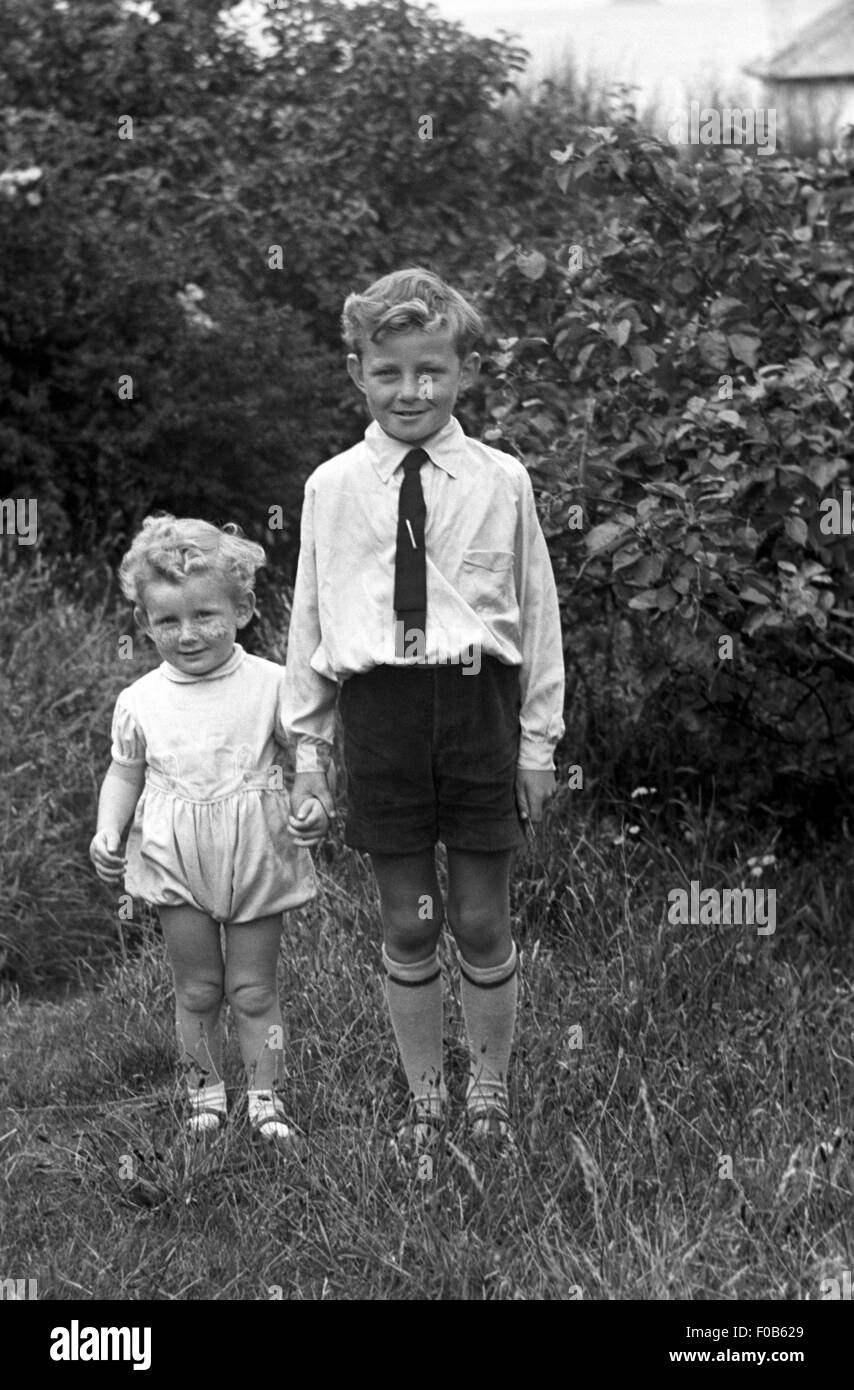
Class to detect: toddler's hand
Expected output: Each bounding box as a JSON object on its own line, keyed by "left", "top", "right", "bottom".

{"left": 288, "top": 794, "right": 331, "bottom": 847}
{"left": 89, "top": 829, "right": 126, "bottom": 884}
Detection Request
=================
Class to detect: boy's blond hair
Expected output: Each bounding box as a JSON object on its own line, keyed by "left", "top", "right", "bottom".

{"left": 341, "top": 267, "right": 483, "bottom": 359}
{"left": 119, "top": 513, "right": 266, "bottom": 607}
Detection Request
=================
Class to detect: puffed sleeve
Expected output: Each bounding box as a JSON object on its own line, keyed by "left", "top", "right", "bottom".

{"left": 110, "top": 692, "right": 147, "bottom": 767}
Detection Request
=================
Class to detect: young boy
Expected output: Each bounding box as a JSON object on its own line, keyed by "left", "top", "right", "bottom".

{"left": 283, "top": 268, "right": 565, "bottom": 1161}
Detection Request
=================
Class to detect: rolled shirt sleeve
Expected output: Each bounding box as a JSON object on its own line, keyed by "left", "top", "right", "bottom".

{"left": 514, "top": 470, "right": 566, "bottom": 771}
{"left": 281, "top": 482, "right": 338, "bottom": 772}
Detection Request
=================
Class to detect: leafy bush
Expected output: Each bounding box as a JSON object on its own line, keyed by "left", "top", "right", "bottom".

{"left": 0, "top": 0, "right": 529, "bottom": 570}
{"left": 479, "top": 116, "right": 854, "bottom": 838}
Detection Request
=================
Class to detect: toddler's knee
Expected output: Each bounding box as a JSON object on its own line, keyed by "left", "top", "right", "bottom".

{"left": 177, "top": 978, "right": 223, "bottom": 1016}
{"left": 226, "top": 979, "right": 278, "bottom": 1020}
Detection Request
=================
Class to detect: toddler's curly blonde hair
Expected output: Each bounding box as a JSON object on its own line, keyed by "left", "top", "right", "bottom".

{"left": 118, "top": 514, "right": 266, "bottom": 608}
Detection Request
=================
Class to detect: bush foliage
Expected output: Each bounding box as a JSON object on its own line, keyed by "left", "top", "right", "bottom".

{"left": 479, "top": 117, "right": 854, "bottom": 832}
{"left": 0, "top": 0, "right": 528, "bottom": 564}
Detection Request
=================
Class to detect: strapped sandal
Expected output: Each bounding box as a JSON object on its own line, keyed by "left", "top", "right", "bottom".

{"left": 467, "top": 1102, "right": 518, "bottom": 1156}
{"left": 250, "top": 1100, "right": 295, "bottom": 1152}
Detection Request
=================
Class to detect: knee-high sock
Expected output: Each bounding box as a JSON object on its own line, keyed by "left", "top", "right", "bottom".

{"left": 458, "top": 943, "right": 518, "bottom": 1111}
{"left": 382, "top": 946, "right": 446, "bottom": 1114}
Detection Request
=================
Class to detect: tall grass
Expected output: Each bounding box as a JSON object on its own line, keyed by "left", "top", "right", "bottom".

{"left": 0, "top": 557, "right": 159, "bottom": 995}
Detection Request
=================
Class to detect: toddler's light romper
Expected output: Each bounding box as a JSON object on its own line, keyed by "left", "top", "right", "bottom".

{"left": 110, "top": 644, "right": 316, "bottom": 923}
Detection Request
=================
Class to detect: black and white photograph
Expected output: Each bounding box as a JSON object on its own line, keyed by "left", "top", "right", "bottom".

{"left": 1, "top": 0, "right": 853, "bottom": 1347}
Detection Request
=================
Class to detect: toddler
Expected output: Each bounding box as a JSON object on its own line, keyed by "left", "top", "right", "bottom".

{"left": 90, "top": 515, "right": 330, "bottom": 1147}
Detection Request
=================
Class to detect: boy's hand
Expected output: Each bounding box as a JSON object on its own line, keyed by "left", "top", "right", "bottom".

{"left": 89, "top": 829, "right": 126, "bottom": 884}
{"left": 515, "top": 769, "right": 556, "bottom": 831}
{"left": 289, "top": 771, "right": 335, "bottom": 847}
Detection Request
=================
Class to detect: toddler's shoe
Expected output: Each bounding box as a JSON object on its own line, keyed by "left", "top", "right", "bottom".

{"left": 249, "top": 1093, "right": 295, "bottom": 1154}
{"left": 185, "top": 1107, "right": 226, "bottom": 1143}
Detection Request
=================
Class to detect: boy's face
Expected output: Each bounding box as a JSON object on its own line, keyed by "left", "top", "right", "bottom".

{"left": 135, "top": 572, "right": 254, "bottom": 676}
{"left": 347, "top": 327, "right": 479, "bottom": 444}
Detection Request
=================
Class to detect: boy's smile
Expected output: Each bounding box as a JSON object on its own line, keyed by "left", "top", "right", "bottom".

{"left": 136, "top": 573, "right": 254, "bottom": 676}
{"left": 347, "top": 327, "right": 479, "bottom": 444}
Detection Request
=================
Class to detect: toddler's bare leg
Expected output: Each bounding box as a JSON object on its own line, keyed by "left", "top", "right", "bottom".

{"left": 224, "top": 915, "right": 285, "bottom": 1093}
{"left": 159, "top": 904, "right": 225, "bottom": 1090}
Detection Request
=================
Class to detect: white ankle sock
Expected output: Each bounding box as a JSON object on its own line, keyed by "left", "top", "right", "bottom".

{"left": 248, "top": 1088, "right": 290, "bottom": 1142}
{"left": 188, "top": 1080, "right": 226, "bottom": 1131}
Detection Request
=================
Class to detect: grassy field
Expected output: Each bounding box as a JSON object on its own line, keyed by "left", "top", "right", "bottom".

{"left": 2, "top": 798, "right": 852, "bottom": 1301}
{"left": 1, "top": 560, "right": 852, "bottom": 1300}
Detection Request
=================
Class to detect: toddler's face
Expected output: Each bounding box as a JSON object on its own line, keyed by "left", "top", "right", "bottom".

{"left": 347, "top": 327, "right": 479, "bottom": 444}
{"left": 136, "top": 572, "right": 254, "bottom": 676}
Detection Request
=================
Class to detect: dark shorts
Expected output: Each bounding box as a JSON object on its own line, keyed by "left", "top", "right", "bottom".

{"left": 338, "top": 656, "right": 526, "bottom": 854}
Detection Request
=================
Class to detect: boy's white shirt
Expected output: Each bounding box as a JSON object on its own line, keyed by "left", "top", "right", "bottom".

{"left": 282, "top": 415, "right": 565, "bottom": 772}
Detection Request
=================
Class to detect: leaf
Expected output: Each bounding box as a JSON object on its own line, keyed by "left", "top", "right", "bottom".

{"left": 622, "top": 554, "right": 665, "bottom": 587}
{"left": 784, "top": 516, "right": 808, "bottom": 546}
{"left": 739, "top": 585, "right": 772, "bottom": 605}
{"left": 709, "top": 297, "right": 747, "bottom": 324}
{"left": 627, "top": 589, "right": 660, "bottom": 610}
{"left": 585, "top": 521, "right": 632, "bottom": 556}
{"left": 697, "top": 331, "right": 730, "bottom": 372}
{"left": 807, "top": 458, "right": 848, "bottom": 492}
{"left": 631, "top": 344, "right": 657, "bottom": 374}
{"left": 727, "top": 333, "right": 760, "bottom": 368}
{"left": 671, "top": 272, "right": 696, "bottom": 296}
{"left": 612, "top": 542, "right": 644, "bottom": 571}
{"left": 516, "top": 250, "right": 547, "bottom": 281}
{"left": 656, "top": 585, "right": 679, "bottom": 611}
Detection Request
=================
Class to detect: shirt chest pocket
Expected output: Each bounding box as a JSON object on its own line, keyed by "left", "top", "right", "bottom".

{"left": 458, "top": 549, "right": 516, "bottom": 618}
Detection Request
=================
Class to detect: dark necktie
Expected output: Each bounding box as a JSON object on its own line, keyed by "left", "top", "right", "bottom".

{"left": 393, "top": 447, "right": 428, "bottom": 643}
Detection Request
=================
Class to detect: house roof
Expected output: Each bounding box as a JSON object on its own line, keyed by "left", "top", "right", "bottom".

{"left": 746, "top": 1, "right": 854, "bottom": 81}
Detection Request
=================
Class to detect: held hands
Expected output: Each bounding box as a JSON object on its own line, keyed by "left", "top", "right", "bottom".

{"left": 515, "top": 768, "right": 556, "bottom": 833}
{"left": 288, "top": 770, "right": 336, "bottom": 848}
{"left": 89, "top": 829, "right": 126, "bottom": 884}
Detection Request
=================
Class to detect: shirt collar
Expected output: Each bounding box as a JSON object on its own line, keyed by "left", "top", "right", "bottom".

{"left": 365, "top": 416, "right": 464, "bottom": 482}
{"left": 161, "top": 642, "right": 246, "bottom": 684}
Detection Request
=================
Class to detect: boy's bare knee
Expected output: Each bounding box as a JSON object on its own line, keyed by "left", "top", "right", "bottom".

{"left": 383, "top": 919, "right": 441, "bottom": 961}
{"left": 226, "top": 980, "right": 278, "bottom": 1019}
{"left": 447, "top": 901, "right": 510, "bottom": 962}
{"left": 177, "top": 978, "right": 223, "bottom": 1015}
